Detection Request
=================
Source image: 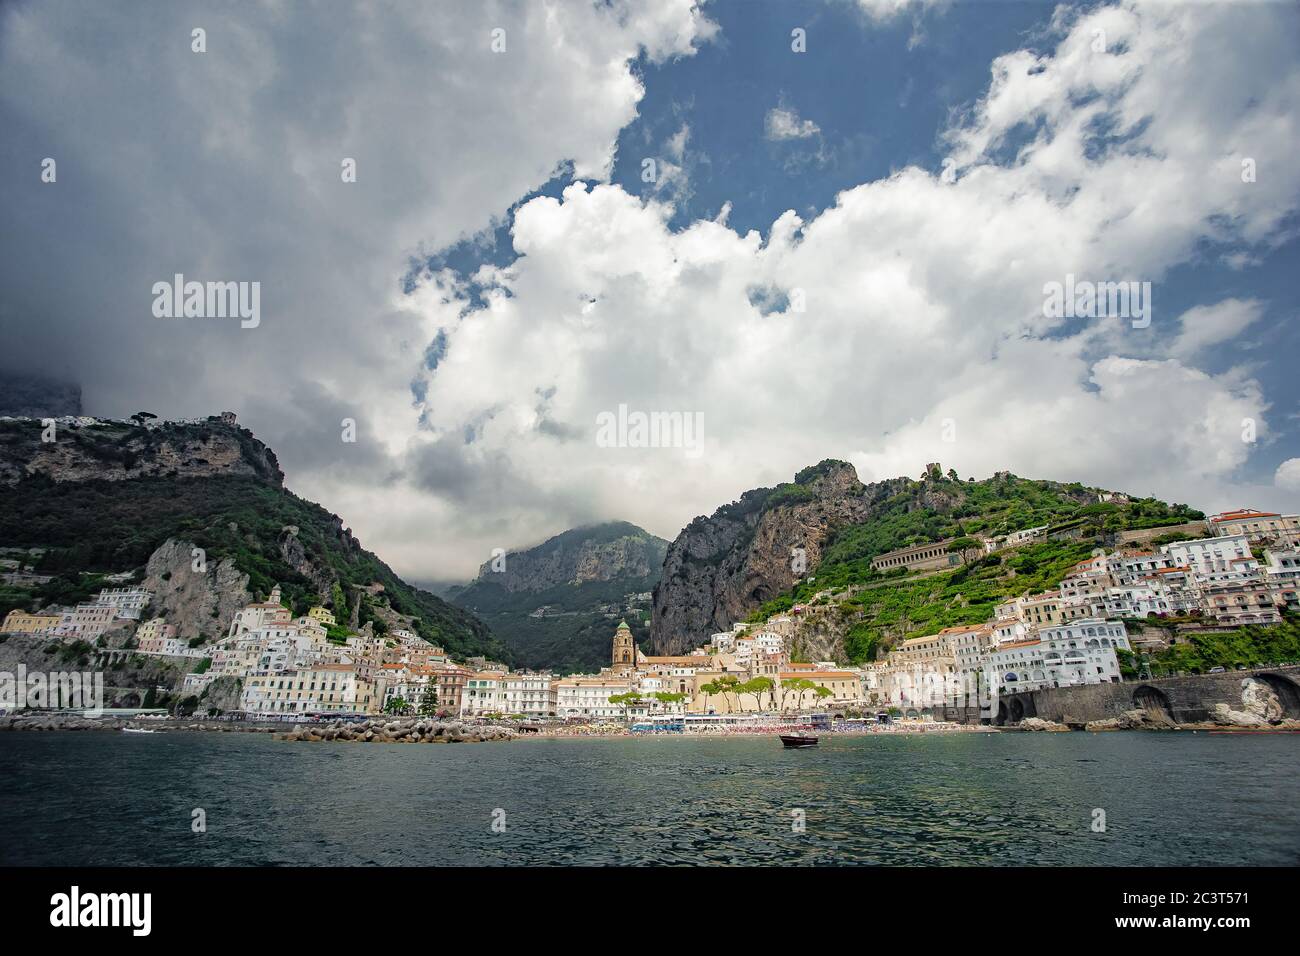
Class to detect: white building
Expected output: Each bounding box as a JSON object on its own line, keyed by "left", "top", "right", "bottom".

{"left": 241, "top": 664, "right": 375, "bottom": 715}
{"left": 1102, "top": 584, "right": 1171, "bottom": 619}
{"left": 1208, "top": 509, "right": 1300, "bottom": 546}
{"left": 93, "top": 586, "right": 153, "bottom": 621}
{"left": 1106, "top": 550, "right": 1173, "bottom": 585}
{"left": 460, "top": 672, "right": 506, "bottom": 716}
{"left": 554, "top": 677, "right": 633, "bottom": 720}
{"left": 227, "top": 585, "right": 293, "bottom": 637}
{"left": 501, "top": 672, "right": 557, "bottom": 718}
{"left": 1161, "top": 535, "right": 1253, "bottom": 577}
{"left": 53, "top": 603, "right": 118, "bottom": 641}
{"left": 987, "top": 619, "right": 1128, "bottom": 696}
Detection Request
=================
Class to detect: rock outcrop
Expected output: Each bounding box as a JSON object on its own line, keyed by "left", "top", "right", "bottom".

{"left": 1019, "top": 717, "right": 1070, "bottom": 731}
{"left": 141, "top": 538, "right": 252, "bottom": 643}
{"left": 650, "top": 461, "right": 906, "bottom": 654}
{"left": 1085, "top": 708, "right": 1177, "bottom": 731}
{"left": 0, "top": 417, "right": 282, "bottom": 486}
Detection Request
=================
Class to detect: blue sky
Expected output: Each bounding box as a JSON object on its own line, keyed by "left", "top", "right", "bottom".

{"left": 420, "top": 0, "right": 1299, "bottom": 505}
{"left": 613, "top": 0, "right": 1051, "bottom": 232}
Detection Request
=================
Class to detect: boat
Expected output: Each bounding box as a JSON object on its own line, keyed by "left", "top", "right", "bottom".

{"left": 121, "top": 727, "right": 158, "bottom": 734}
{"left": 779, "top": 733, "right": 818, "bottom": 748}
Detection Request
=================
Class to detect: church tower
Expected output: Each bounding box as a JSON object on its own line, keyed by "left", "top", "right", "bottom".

{"left": 611, "top": 620, "right": 636, "bottom": 671}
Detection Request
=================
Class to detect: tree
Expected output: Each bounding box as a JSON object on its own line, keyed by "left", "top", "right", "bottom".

{"left": 129, "top": 411, "right": 157, "bottom": 427}
{"left": 607, "top": 692, "right": 644, "bottom": 723}
{"left": 947, "top": 536, "right": 983, "bottom": 565}
{"left": 716, "top": 674, "right": 741, "bottom": 712}
{"left": 651, "top": 691, "right": 687, "bottom": 714}
{"left": 782, "top": 677, "right": 816, "bottom": 711}
{"left": 384, "top": 696, "right": 410, "bottom": 716}
{"left": 699, "top": 681, "right": 721, "bottom": 713}
{"left": 418, "top": 682, "right": 439, "bottom": 716}
{"left": 746, "top": 677, "right": 775, "bottom": 712}
{"left": 733, "top": 679, "right": 756, "bottom": 712}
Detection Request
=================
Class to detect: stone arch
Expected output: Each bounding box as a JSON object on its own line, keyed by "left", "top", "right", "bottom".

{"left": 1132, "top": 684, "right": 1174, "bottom": 721}
{"left": 1253, "top": 673, "right": 1300, "bottom": 718}
{"left": 1008, "top": 697, "right": 1025, "bottom": 723}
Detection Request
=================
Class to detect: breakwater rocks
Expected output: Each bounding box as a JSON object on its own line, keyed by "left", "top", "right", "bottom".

{"left": 278, "top": 718, "right": 517, "bottom": 744}
{"left": 0, "top": 713, "right": 283, "bottom": 733}
{"left": 1, "top": 713, "right": 123, "bottom": 732}
{"left": 1011, "top": 706, "right": 1300, "bottom": 732}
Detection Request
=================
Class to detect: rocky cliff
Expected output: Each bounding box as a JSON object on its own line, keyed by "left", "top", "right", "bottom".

{"left": 649, "top": 460, "right": 903, "bottom": 654}
{"left": 0, "top": 416, "right": 282, "bottom": 485}
{"left": 647, "top": 461, "right": 1165, "bottom": 656}
{"left": 140, "top": 538, "right": 252, "bottom": 643}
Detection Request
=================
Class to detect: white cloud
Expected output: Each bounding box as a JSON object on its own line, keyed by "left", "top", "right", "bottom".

{"left": 1167, "top": 298, "right": 1266, "bottom": 361}
{"left": 0, "top": 0, "right": 717, "bottom": 577}
{"left": 1277, "top": 459, "right": 1300, "bottom": 492}
{"left": 4, "top": 0, "right": 1299, "bottom": 583}
{"left": 764, "top": 106, "right": 821, "bottom": 140}
{"left": 854, "top": 0, "right": 942, "bottom": 23}
{"left": 399, "top": 0, "right": 1300, "bottom": 574}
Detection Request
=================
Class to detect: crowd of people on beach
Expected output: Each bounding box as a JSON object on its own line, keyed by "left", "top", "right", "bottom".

{"left": 529, "top": 719, "right": 976, "bottom": 738}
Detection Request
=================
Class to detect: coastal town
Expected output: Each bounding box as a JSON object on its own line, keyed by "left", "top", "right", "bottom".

{"left": 4, "top": 505, "right": 1298, "bottom": 731}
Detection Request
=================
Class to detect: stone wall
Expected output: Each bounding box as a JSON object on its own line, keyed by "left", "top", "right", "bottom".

{"left": 992, "top": 666, "right": 1300, "bottom": 726}
{"left": 1108, "top": 521, "right": 1209, "bottom": 549}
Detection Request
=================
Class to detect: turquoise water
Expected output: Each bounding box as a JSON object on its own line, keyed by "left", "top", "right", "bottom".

{"left": 1, "top": 731, "right": 1297, "bottom": 865}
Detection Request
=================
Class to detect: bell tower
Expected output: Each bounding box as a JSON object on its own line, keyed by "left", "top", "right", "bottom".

{"left": 611, "top": 620, "right": 635, "bottom": 671}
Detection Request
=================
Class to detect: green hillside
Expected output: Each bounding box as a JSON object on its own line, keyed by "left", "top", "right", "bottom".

{"left": 452, "top": 521, "right": 667, "bottom": 672}
{"left": 0, "top": 418, "right": 506, "bottom": 661}
{"left": 748, "top": 469, "right": 1205, "bottom": 664}
{"left": 451, "top": 577, "right": 655, "bottom": 674}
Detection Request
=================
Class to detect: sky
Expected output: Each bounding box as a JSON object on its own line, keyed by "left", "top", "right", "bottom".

{"left": 2, "top": 0, "right": 1299, "bottom": 582}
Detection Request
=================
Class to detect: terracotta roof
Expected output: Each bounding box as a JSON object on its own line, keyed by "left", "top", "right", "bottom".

{"left": 1212, "top": 509, "right": 1279, "bottom": 522}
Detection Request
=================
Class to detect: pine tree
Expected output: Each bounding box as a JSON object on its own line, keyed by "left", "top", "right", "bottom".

{"left": 419, "top": 682, "right": 439, "bottom": 716}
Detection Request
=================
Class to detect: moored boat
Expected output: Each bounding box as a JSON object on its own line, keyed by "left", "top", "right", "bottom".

{"left": 779, "top": 733, "right": 818, "bottom": 748}
{"left": 121, "top": 727, "right": 158, "bottom": 734}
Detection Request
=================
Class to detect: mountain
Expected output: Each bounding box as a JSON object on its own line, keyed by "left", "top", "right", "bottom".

{"left": 0, "top": 368, "right": 82, "bottom": 418}
{"left": 451, "top": 521, "right": 669, "bottom": 673}
{"left": 649, "top": 460, "right": 1205, "bottom": 660}
{"left": 0, "top": 415, "right": 506, "bottom": 661}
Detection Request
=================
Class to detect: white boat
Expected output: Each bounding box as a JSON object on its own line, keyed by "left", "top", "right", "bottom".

{"left": 121, "top": 727, "right": 158, "bottom": 734}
